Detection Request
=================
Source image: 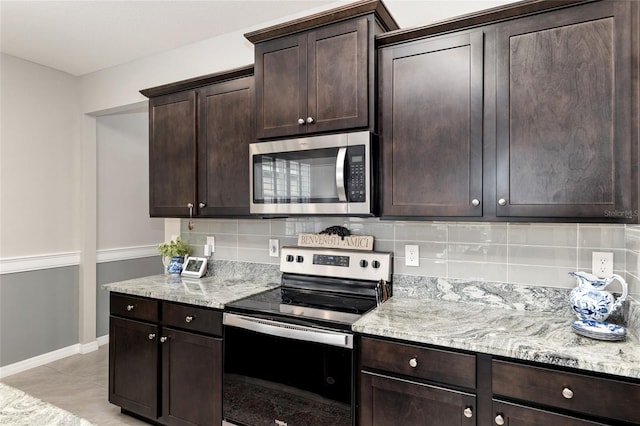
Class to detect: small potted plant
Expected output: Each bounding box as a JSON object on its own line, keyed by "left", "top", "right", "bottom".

{"left": 157, "top": 238, "right": 192, "bottom": 274}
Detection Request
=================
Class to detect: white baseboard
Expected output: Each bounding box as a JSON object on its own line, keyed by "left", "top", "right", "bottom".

{"left": 0, "top": 337, "right": 108, "bottom": 379}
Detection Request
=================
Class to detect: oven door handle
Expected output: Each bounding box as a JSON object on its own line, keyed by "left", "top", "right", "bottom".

{"left": 223, "top": 313, "right": 353, "bottom": 349}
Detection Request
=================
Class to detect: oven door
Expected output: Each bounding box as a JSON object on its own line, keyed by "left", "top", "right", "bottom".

{"left": 249, "top": 131, "right": 372, "bottom": 216}
{"left": 223, "top": 313, "right": 354, "bottom": 426}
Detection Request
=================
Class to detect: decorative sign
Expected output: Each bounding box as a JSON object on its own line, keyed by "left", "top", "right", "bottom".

{"left": 297, "top": 233, "right": 374, "bottom": 251}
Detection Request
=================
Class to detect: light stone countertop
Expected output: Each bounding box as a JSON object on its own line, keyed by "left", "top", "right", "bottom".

{"left": 353, "top": 283, "right": 640, "bottom": 380}
{"left": 102, "top": 260, "right": 281, "bottom": 309}
{"left": 0, "top": 383, "right": 94, "bottom": 426}
{"left": 103, "top": 264, "right": 640, "bottom": 380}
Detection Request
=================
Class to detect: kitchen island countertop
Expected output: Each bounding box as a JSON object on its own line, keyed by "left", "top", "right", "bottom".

{"left": 353, "top": 296, "right": 640, "bottom": 380}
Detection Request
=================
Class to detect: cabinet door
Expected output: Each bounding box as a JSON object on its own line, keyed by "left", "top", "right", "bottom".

{"left": 359, "top": 372, "right": 476, "bottom": 426}
{"left": 307, "top": 17, "right": 369, "bottom": 134}
{"left": 161, "top": 328, "right": 222, "bottom": 426}
{"left": 148, "top": 91, "right": 197, "bottom": 217}
{"left": 109, "top": 316, "right": 159, "bottom": 420}
{"left": 495, "top": 1, "right": 634, "bottom": 219}
{"left": 493, "top": 400, "right": 608, "bottom": 426}
{"left": 197, "top": 76, "right": 255, "bottom": 216}
{"left": 255, "top": 33, "right": 307, "bottom": 139}
{"left": 380, "top": 31, "right": 484, "bottom": 217}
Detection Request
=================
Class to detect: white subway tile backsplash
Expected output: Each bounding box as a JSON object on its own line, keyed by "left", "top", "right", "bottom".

{"left": 448, "top": 243, "right": 507, "bottom": 263}
{"left": 578, "top": 223, "right": 626, "bottom": 248}
{"left": 394, "top": 222, "right": 447, "bottom": 242}
{"left": 508, "top": 264, "right": 574, "bottom": 288}
{"left": 509, "top": 245, "right": 577, "bottom": 267}
{"left": 394, "top": 241, "right": 447, "bottom": 260}
{"left": 449, "top": 261, "right": 508, "bottom": 282}
{"left": 508, "top": 223, "right": 577, "bottom": 247}
{"left": 448, "top": 222, "right": 508, "bottom": 244}
{"left": 179, "top": 219, "right": 638, "bottom": 297}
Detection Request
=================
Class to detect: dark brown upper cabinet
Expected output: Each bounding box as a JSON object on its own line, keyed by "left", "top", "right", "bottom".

{"left": 377, "top": 0, "right": 638, "bottom": 222}
{"left": 246, "top": 0, "right": 399, "bottom": 140}
{"left": 141, "top": 66, "right": 255, "bottom": 218}
{"left": 495, "top": 0, "right": 635, "bottom": 220}
{"left": 379, "top": 31, "right": 484, "bottom": 218}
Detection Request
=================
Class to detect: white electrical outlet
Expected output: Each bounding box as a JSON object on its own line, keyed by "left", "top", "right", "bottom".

{"left": 207, "top": 236, "right": 215, "bottom": 253}
{"left": 405, "top": 244, "right": 419, "bottom": 267}
{"left": 269, "top": 239, "right": 280, "bottom": 258}
{"left": 592, "top": 252, "right": 613, "bottom": 278}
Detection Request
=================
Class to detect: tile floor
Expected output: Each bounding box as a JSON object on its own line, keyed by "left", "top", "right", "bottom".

{"left": 1, "top": 345, "right": 149, "bottom": 425}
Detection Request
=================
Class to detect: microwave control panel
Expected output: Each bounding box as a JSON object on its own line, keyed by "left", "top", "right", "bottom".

{"left": 347, "top": 145, "right": 366, "bottom": 202}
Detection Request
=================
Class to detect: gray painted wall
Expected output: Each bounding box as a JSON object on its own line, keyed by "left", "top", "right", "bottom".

{"left": 0, "top": 266, "right": 79, "bottom": 366}
{"left": 96, "top": 256, "right": 163, "bottom": 337}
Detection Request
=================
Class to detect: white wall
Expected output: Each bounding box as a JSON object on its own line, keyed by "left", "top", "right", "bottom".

{"left": 0, "top": 54, "right": 81, "bottom": 258}
{"left": 96, "top": 112, "right": 164, "bottom": 249}
{"left": 78, "top": 0, "right": 517, "bottom": 115}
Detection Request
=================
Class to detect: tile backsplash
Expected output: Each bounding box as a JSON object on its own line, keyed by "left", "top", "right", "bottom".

{"left": 181, "top": 218, "right": 640, "bottom": 297}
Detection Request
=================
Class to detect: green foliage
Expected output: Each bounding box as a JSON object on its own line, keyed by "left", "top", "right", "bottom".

{"left": 157, "top": 238, "right": 192, "bottom": 258}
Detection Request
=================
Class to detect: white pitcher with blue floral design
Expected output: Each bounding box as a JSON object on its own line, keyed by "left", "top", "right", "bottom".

{"left": 569, "top": 271, "right": 628, "bottom": 322}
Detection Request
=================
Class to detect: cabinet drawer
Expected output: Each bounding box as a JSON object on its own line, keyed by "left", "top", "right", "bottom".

{"left": 360, "top": 337, "right": 476, "bottom": 389}
{"left": 162, "top": 301, "right": 222, "bottom": 336}
{"left": 492, "top": 360, "right": 640, "bottom": 424}
{"left": 110, "top": 293, "right": 159, "bottom": 322}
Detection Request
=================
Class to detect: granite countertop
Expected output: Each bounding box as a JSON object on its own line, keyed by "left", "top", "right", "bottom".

{"left": 0, "top": 383, "right": 94, "bottom": 426}
{"left": 353, "top": 276, "right": 640, "bottom": 381}
{"left": 103, "top": 264, "right": 640, "bottom": 381}
{"left": 102, "top": 260, "right": 281, "bottom": 309}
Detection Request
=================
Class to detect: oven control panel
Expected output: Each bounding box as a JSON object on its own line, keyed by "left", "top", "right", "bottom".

{"left": 280, "top": 246, "right": 391, "bottom": 281}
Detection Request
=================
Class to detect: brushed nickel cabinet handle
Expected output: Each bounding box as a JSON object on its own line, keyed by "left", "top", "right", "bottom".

{"left": 471, "top": 199, "right": 480, "bottom": 207}
{"left": 498, "top": 198, "right": 507, "bottom": 206}
{"left": 160, "top": 336, "right": 168, "bottom": 343}
{"left": 463, "top": 407, "right": 473, "bottom": 418}
{"left": 495, "top": 414, "right": 505, "bottom": 425}
{"left": 298, "top": 118, "right": 305, "bottom": 125}
{"left": 126, "top": 304, "right": 135, "bottom": 311}
{"left": 148, "top": 333, "right": 155, "bottom": 340}
{"left": 185, "top": 315, "right": 194, "bottom": 323}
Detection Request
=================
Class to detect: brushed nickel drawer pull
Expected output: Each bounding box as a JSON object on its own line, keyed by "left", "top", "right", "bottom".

{"left": 126, "top": 304, "right": 135, "bottom": 311}
{"left": 562, "top": 387, "right": 574, "bottom": 399}
{"left": 185, "top": 315, "right": 194, "bottom": 323}
{"left": 409, "top": 357, "right": 418, "bottom": 368}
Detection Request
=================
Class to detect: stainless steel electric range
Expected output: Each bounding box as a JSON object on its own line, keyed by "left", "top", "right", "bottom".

{"left": 222, "top": 246, "right": 392, "bottom": 426}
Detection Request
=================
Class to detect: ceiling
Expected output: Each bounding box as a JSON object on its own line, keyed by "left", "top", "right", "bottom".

{"left": 0, "top": 0, "right": 516, "bottom": 77}
{"left": 0, "top": 0, "right": 340, "bottom": 76}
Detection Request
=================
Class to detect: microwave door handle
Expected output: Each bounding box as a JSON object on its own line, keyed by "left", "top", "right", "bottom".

{"left": 336, "top": 147, "right": 347, "bottom": 201}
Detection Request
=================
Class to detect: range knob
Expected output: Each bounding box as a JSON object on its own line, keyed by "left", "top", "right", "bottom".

{"left": 296, "top": 255, "right": 304, "bottom": 263}
{"left": 372, "top": 260, "right": 381, "bottom": 269}
{"left": 359, "top": 259, "right": 369, "bottom": 268}
{"left": 286, "top": 255, "right": 294, "bottom": 262}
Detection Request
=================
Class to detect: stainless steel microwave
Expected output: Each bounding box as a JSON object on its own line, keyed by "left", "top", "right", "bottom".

{"left": 250, "top": 131, "right": 375, "bottom": 215}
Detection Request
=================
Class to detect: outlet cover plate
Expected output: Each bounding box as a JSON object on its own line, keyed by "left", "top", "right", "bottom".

{"left": 405, "top": 244, "right": 419, "bottom": 267}
{"left": 592, "top": 251, "right": 613, "bottom": 278}
{"left": 269, "top": 239, "right": 280, "bottom": 258}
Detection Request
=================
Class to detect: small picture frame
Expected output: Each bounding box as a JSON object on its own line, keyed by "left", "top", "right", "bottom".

{"left": 181, "top": 257, "right": 207, "bottom": 278}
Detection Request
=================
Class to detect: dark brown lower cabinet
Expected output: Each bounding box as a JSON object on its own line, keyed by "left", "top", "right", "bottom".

{"left": 359, "top": 372, "right": 476, "bottom": 425}
{"left": 492, "top": 401, "right": 607, "bottom": 426}
{"left": 109, "top": 293, "right": 222, "bottom": 426}
{"left": 161, "top": 328, "right": 222, "bottom": 426}
{"left": 109, "top": 316, "right": 159, "bottom": 419}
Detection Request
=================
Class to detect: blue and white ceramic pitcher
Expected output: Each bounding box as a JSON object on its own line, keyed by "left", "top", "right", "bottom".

{"left": 569, "top": 271, "right": 628, "bottom": 322}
